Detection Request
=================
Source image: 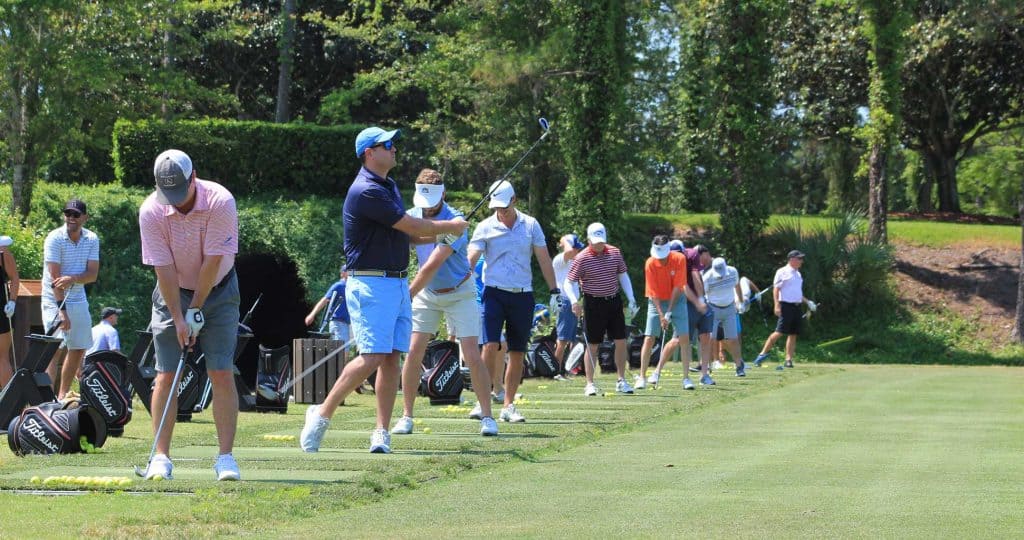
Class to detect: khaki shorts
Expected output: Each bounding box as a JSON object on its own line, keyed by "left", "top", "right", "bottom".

{"left": 412, "top": 281, "right": 480, "bottom": 338}
{"left": 41, "top": 299, "right": 93, "bottom": 350}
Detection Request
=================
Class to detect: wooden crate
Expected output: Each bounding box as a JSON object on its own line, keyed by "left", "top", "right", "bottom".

{"left": 291, "top": 338, "right": 349, "bottom": 404}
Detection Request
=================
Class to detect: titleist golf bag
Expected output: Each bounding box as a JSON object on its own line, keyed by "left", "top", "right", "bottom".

{"left": 597, "top": 341, "right": 616, "bottom": 374}
{"left": 80, "top": 350, "right": 133, "bottom": 437}
{"left": 175, "top": 354, "right": 208, "bottom": 422}
{"left": 7, "top": 400, "right": 107, "bottom": 455}
{"left": 255, "top": 345, "right": 290, "bottom": 413}
{"left": 628, "top": 334, "right": 661, "bottom": 370}
{"left": 419, "top": 340, "right": 463, "bottom": 405}
{"left": 527, "top": 336, "right": 560, "bottom": 378}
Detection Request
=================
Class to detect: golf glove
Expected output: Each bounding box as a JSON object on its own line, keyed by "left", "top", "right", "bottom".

{"left": 807, "top": 300, "right": 818, "bottom": 312}
{"left": 437, "top": 233, "right": 459, "bottom": 246}
{"left": 626, "top": 302, "right": 639, "bottom": 321}
{"left": 3, "top": 300, "right": 14, "bottom": 318}
{"left": 736, "top": 300, "right": 748, "bottom": 314}
{"left": 186, "top": 308, "right": 205, "bottom": 337}
{"left": 549, "top": 290, "right": 561, "bottom": 316}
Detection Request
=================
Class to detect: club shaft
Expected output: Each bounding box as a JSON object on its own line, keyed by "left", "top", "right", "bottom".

{"left": 277, "top": 337, "right": 356, "bottom": 395}
{"left": 145, "top": 350, "right": 187, "bottom": 473}
{"left": 465, "top": 129, "right": 550, "bottom": 221}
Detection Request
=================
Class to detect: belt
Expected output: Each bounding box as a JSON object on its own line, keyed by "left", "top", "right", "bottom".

{"left": 709, "top": 302, "right": 733, "bottom": 309}
{"left": 781, "top": 301, "right": 801, "bottom": 306}
{"left": 351, "top": 269, "right": 408, "bottom": 278}
{"left": 584, "top": 293, "right": 619, "bottom": 301}
{"left": 490, "top": 286, "right": 530, "bottom": 294}
{"left": 182, "top": 267, "right": 235, "bottom": 294}
{"left": 431, "top": 273, "right": 472, "bottom": 295}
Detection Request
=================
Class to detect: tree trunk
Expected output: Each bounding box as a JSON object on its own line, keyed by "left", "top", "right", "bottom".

{"left": 275, "top": 0, "right": 296, "bottom": 123}
{"left": 934, "top": 152, "right": 961, "bottom": 213}
{"left": 867, "top": 142, "right": 888, "bottom": 243}
{"left": 916, "top": 150, "right": 936, "bottom": 212}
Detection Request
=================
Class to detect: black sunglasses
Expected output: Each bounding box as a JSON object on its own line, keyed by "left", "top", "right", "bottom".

{"left": 371, "top": 140, "right": 395, "bottom": 151}
{"left": 63, "top": 210, "right": 82, "bottom": 218}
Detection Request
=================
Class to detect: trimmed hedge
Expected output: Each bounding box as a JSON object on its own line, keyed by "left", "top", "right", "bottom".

{"left": 112, "top": 119, "right": 433, "bottom": 196}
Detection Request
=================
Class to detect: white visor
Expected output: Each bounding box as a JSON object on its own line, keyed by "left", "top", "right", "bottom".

{"left": 0, "top": 236, "right": 12, "bottom": 248}
{"left": 650, "top": 243, "right": 670, "bottom": 259}
{"left": 413, "top": 183, "right": 445, "bottom": 208}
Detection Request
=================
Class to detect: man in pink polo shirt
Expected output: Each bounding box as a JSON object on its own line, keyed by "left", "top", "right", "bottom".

{"left": 138, "top": 149, "right": 242, "bottom": 481}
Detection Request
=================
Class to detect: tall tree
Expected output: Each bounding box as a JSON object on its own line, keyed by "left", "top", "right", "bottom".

{"left": 678, "top": 0, "right": 780, "bottom": 262}
{"left": 901, "top": 1, "right": 1024, "bottom": 212}
{"left": 859, "top": 0, "right": 910, "bottom": 243}
{"left": 554, "top": 0, "right": 630, "bottom": 236}
{"left": 275, "top": 0, "right": 297, "bottom": 123}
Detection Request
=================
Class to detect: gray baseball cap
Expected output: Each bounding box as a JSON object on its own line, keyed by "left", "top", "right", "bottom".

{"left": 153, "top": 149, "right": 194, "bottom": 206}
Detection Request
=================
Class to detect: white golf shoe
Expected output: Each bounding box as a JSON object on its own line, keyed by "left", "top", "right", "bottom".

{"left": 584, "top": 382, "right": 600, "bottom": 396}
{"left": 214, "top": 453, "right": 240, "bottom": 481}
{"left": 300, "top": 404, "right": 330, "bottom": 453}
{"left": 480, "top": 416, "right": 499, "bottom": 436}
{"left": 391, "top": 416, "right": 414, "bottom": 435}
{"left": 369, "top": 428, "right": 391, "bottom": 454}
{"left": 500, "top": 403, "right": 525, "bottom": 423}
{"left": 146, "top": 453, "right": 173, "bottom": 480}
{"left": 634, "top": 374, "right": 646, "bottom": 390}
{"left": 647, "top": 371, "right": 661, "bottom": 386}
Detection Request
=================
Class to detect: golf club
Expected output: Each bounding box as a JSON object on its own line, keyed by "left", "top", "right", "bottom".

{"left": 45, "top": 294, "right": 71, "bottom": 336}
{"left": 256, "top": 336, "right": 357, "bottom": 402}
{"left": 239, "top": 292, "right": 263, "bottom": 333}
{"left": 317, "top": 291, "right": 337, "bottom": 334}
{"left": 465, "top": 117, "right": 551, "bottom": 221}
{"left": 1, "top": 236, "right": 16, "bottom": 369}
{"left": 134, "top": 348, "right": 188, "bottom": 478}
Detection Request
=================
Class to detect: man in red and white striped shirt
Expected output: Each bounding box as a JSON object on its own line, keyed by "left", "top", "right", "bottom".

{"left": 564, "top": 223, "right": 638, "bottom": 396}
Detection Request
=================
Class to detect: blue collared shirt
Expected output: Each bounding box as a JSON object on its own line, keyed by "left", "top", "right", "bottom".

{"left": 343, "top": 167, "right": 409, "bottom": 272}
{"left": 469, "top": 210, "right": 546, "bottom": 290}
{"left": 408, "top": 203, "right": 471, "bottom": 291}
{"left": 324, "top": 280, "right": 351, "bottom": 323}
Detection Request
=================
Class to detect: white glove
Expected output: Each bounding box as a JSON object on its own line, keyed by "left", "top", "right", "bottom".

{"left": 3, "top": 300, "right": 14, "bottom": 318}
{"left": 736, "top": 300, "right": 748, "bottom": 314}
{"left": 549, "top": 292, "right": 560, "bottom": 316}
{"left": 807, "top": 300, "right": 818, "bottom": 312}
{"left": 437, "top": 233, "right": 458, "bottom": 246}
{"left": 186, "top": 308, "right": 205, "bottom": 337}
{"left": 626, "top": 301, "right": 639, "bottom": 321}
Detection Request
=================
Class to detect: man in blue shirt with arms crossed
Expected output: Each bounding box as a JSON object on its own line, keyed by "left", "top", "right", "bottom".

{"left": 301, "top": 127, "right": 469, "bottom": 454}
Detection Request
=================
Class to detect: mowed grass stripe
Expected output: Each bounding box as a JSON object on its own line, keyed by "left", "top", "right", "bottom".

{"left": 294, "top": 365, "right": 1024, "bottom": 539}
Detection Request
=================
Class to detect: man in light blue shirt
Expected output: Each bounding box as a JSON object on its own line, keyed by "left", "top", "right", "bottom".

{"left": 87, "top": 306, "right": 122, "bottom": 354}
{"left": 392, "top": 169, "right": 498, "bottom": 436}
{"left": 468, "top": 180, "right": 559, "bottom": 423}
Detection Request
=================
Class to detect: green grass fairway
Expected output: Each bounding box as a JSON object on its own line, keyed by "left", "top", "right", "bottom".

{"left": 0, "top": 366, "right": 1021, "bottom": 538}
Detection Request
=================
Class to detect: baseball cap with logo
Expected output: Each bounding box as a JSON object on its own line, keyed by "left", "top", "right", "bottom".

{"left": 488, "top": 180, "right": 515, "bottom": 208}
{"left": 355, "top": 127, "right": 400, "bottom": 158}
{"left": 586, "top": 223, "right": 607, "bottom": 244}
{"left": 566, "top": 234, "right": 585, "bottom": 250}
{"left": 413, "top": 183, "right": 445, "bottom": 208}
{"left": 787, "top": 249, "right": 806, "bottom": 259}
{"left": 153, "top": 149, "right": 194, "bottom": 206}
{"left": 64, "top": 199, "right": 88, "bottom": 215}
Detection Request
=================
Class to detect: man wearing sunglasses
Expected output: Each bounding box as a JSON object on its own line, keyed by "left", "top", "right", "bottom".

{"left": 301, "top": 126, "right": 469, "bottom": 455}
{"left": 41, "top": 198, "right": 100, "bottom": 401}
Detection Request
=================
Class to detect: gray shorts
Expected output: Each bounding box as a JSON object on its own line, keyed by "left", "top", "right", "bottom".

{"left": 708, "top": 302, "right": 739, "bottom": 340}
{"left": 151, "top": 272, "right": 240, "bottom": 373}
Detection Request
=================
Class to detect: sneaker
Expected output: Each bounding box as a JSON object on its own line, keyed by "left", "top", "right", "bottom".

{"left": 785, "top": 360, "right": 794, "bottom": 368}
{"left": 700, "top": 374, "right": 716, "bottom": 386}
{"left": 369, "top": 428, "right": 391, "bottom": 453}
{"left": 391, "top": 416, "right": 414, "bottom": 435}
{"left": 688, "top": 365, "right": 701, "bottom": 373}
{"left": 214, "top": 453, "right": 240, "bottom": 481}
{"left": 491, "top": 390, "right": 505, "bottom": 404}
{"left": 712, "top": 360, "right": 725, "bottom": 371}
{"left": 500, "top": 404, "right": 525, "bottom": 423}
{"left": 753, "top": 353, "right": 769, "bottom": 367}
{"left": 647, "top": 371, "right": 660, "bottom": 386}
{"left": 553, "top": 374, "right": 569, "bottom": 381}
{"left": 300, "top": 404, "right": 330, "bottom": 453}
{"left": 616, "top": 378, "right": 635, "bottom": 394}
{"left": 776, "top": 364, "right": 786, "bottom": 371}
{"left": 480, "top": 416, "right": 499, "bottom": 436}
{"left": 468, "top": 403, "right": 483, "bottom": 420}
{"left": 146, "top": 453, "right": 173, "bottom": 480}
{"left": 682, "top": 378, "right": 695, "bottom": 390}
{"left": 634, "top": 374, "right": 646, "bottom": 390}
{"left": 736, "top": 362, "right": 746, "bottom": 377}
{"left": 584, "top": 383, "right": 599, "bottom": 396}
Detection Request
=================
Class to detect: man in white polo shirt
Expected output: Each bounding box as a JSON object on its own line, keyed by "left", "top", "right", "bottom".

{"left": 702, "top": 257, "right": 745, "bottom": 379}
{"left": 753, "top": 250, "right": 817, "bottom": 369}
{"left": 42, "top": 198, "right": 100, "bottom": 400}
{"left": 468, "top": 180, "right": 559, "bottom": 423}
{"left": 563, "top": 223, "right": 638, "bottom": 396}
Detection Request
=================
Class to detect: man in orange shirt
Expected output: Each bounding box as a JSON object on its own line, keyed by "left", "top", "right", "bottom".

{"left": 637, "top": 235, "right": 706, "bottom": 389}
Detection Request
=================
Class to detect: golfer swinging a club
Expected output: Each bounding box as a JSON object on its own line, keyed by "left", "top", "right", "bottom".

{"left": 139, "top": 149, "right": 242, "bottom": 481}
{"left": 300, "top": 127, "right": 468, "bottom": 454}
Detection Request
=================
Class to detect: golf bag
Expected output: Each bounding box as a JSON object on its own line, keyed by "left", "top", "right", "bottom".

{"left": 175, "top": 354, "right": 208, "bottom": 422}
{"left": 255, "top": 345, "right": 290, "bottom": 413}
{"left": 565, "top": 342, "right": 586, "bottom": 375}
{"left": 79, "top": 350, "right": 133, "bottom": 437}
{"left": 597, "top": 341, "right": 616, "bottom": 374}
{"left": 7, "top": 400, "right": 107, "bottom": 455}
{"left": 419, "top": 340, "right": 463, "bottom": 405}
{"left": 627, "top": 334, "right": 661, "bottom": 370}
{"left": 527, "top": 336, "right": 560, "bottom": 378}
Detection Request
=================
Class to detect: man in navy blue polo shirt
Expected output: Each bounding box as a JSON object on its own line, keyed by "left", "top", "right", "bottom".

{"left": 301, "top": 126, "right": 469, "bottom": 454}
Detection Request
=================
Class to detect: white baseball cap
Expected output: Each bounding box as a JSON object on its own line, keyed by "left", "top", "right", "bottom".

{"left": 413, "top": 183, "right": 445, "bottom": 208}
{"left": 586, "top": 222, "right": 607, "bottom": 244}
{"left": 710, "top": 256, "right": 727, "bottom": 276}
{"left": 488, "top": 180, "right": 515, "bottom": 208}
{"left": 650, "top": 242, "right": 670, "bottom": 259}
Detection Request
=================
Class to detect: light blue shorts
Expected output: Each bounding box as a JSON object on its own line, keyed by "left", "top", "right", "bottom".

{"left": 346, "top": 275, "right": 411, "bottom": 354}
{"left": 329, "top": 320, "right": 350, "bottom": 343}
{"left": 555, "top": 294, "right": 577, "bottom": 341}
{"left": 644, "top": 299, "right": 689, "bottom": 339}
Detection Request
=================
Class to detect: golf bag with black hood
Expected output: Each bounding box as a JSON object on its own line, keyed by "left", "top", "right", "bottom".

{"left": 419, "top": 340, "right": 463, "bottom": 405}
{"left": 79, "top": 350, "right": 134, "bottom": 437}
{"left": 255, "top": 344, "right": 290, "bottom": 413}
{"left": 7, "top": 400, "right": 107, "bottom": 455}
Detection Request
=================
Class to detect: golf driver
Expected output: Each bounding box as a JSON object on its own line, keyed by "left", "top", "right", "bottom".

{"left": 134, "top": 348, "right": 188, "bottom": 478}
{"left": 465, "top": 117, "right": 551, "bottom": 221}
{"left": 317, "top": 291, "right": 337, "bottom": 334}
{"left": 1, "top": 236, "right": 16, "bottom": 368}
{"left": 256, "top": 336, "right": 357, "bottom": 402}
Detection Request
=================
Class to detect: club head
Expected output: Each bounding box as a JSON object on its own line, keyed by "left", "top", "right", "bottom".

{"left": 256, "top": 384, "right": 281, "bottom": 402}
{"left": 0, "top": 236, "right": 12, "bottom": 248}
{"left": 538, "top": 117, "right": 549, "bottom": 132}
{"left": 133, "top": 465, "right": 147, "bottom": 478}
